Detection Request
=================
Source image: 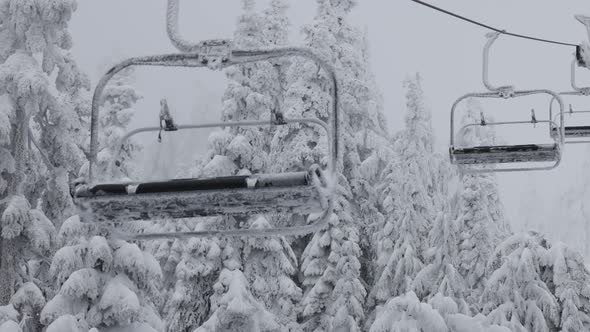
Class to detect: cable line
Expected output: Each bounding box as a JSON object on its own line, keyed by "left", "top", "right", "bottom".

{"left": 410, "top": 0, "right": 579, "bottom": 48}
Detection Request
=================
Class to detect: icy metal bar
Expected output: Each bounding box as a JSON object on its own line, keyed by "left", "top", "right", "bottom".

{"left": 109, "top": 119, "right": 330, "bottom": 181}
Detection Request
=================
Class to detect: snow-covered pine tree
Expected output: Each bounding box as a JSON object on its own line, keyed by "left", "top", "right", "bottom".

{"left": 481, "top": 232, "right": 560, "bottom": 331}
{"left": 94, "top": 67, "right": 142, "bottom": 181}
{"left": 163, "top": 1, "right": 298, "bottom": 329}
{"left": 0, "top": 1, "right": 91, "bottom": 325}
{"left": 369, "top": 292, "right": 448, "bottom": 332}
{"left": 41, "top": 218, "right": 164, "bottom": 331}
{"left": 160, "top": 223, "right": 221, "bottom": 332}
{"left": 289, "top": 1, "right": 378, "bottom": 330}
{"left": 547, "top": 242, "right": 590, "bottom": 331}
{"left": 370, "top": 74, "right": 448, "bottom": 321}
{"left": 39, "top": 27, "right": 158, "bottom": 331}
{"left": 453, "top": 99, "right": 509, "bottom": 311}
{"left": 370, "top": 291, "right": 510, "bottom": 332}
{"left": 412, "top": 212, "right": 468, "bottom": 313}
{"left": 0, "top": 304, "right": 21, "bottom": 332}
{"left": 196, "top": 241, "right": 279, "bottom": 332}
{"left": 243, "top": 216, "right": 302, "bottom": 330}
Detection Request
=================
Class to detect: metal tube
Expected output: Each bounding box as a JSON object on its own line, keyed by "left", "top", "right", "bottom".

{"left": 457, "top": 119, "right": 560, "bottom": 142}
{"left": 108, "top": 118, "right": 331, "bottom": 180}
{"left": 483, "top": 32, "right": 501, "bottom": 92}
{"left": 166, "top": 0, "right": 200, "bottom": 53}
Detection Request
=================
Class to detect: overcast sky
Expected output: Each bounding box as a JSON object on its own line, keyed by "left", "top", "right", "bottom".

{"left": 69, "top": 0, "right": 590, "bottom": 245}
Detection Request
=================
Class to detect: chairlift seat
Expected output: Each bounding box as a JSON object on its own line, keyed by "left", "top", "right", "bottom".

{"left": 551, "top": 126, "right": 590, "bottom": 138}
{"left": 74, "top": 170, "right": 327, "bottom": 223}
{"left": 451, "top": 143, "right": 560, "bottom": 165}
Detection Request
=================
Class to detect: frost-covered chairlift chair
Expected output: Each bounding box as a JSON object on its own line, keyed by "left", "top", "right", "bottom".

{"left": 449, "top": 32, "right": 565, "bottom": 173}
{"left": 71, "top": 0, "right": 339, "bottom": 240}
{"left": 548, "top": 15, "right": 590, "bottom": 143}
{"left": 549, "top": 57, "right": 590, "bottom": 143}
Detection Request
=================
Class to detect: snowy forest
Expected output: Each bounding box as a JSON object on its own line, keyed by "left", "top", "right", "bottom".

{"left": 1, "top": 0, "right": 590, "bottom": 331}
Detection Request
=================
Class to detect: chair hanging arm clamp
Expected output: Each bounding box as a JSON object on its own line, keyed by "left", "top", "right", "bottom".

{"left": 197, "top": 39, "right": 233, "bottom": 69}
{"left": 271, "top": 108, "right": 287, "bottom": 125}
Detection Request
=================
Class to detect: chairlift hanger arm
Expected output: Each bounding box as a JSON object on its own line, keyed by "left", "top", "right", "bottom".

{"left": 88, "top": 47, "right": 340, "bottom": 181}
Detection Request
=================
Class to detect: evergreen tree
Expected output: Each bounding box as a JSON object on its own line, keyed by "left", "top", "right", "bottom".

{"left": 370, "top": 74, "right": 448, "bottom": 321}
{"left": 243, "top": 216, "right": 302, "bottom": 331}
{"left": 481, "top": 232, "right": 559, "bottom": 331}
{"left": 41, "top": 218, "right": 164, "bottom": 331}
{"left": 369, "top": 292, "right": 447, "bottom": 332}
{"left": 454, "top": 99, "right": 509, "bottom": 310}
{"left": 290, "top": 0, "right": 393, "bottom": 329}
{"left": 161, "top": 226, "right": 221, "bottom": 332}
{"left": 94, "top": 67, "right": 142, "bottom": 181}
{"left": 166, "top": 1, "right": 299, "bottom": 329}
{"left": 412, "top": 212, "right": 468, "bottom": 313}
{"left": 0, "top": 2, "right": 89, "bottom": 328}
{"left": 196, "top": 240, "right": 278, "bottom": 331}
{"left": 40, "top": 37, "right": 157, "bottom": 331}
{"left": 548, "top": 242, "right": 590, "bottom": 331}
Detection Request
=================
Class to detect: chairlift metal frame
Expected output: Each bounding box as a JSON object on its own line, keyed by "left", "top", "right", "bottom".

{"left": 449, "top": 32, "right": 565, "bottom": 173}
{"left": 71, "top": 0, "right": 340, "bottom": 240}
{"left": 549, "top": 56, "right": 590, "bottom": 144}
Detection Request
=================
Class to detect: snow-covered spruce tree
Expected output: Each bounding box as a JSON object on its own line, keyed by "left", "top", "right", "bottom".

{"left": 159, "top": 223, "right": 222, "bottom": 332}
{"left": 243, "top": 216, "right": 302, "bottom": 330}
{"left": 40, "top": 39, "right": 157, "bottom": 332}
{"left": 369, "top": 292, "right": 448, "bottom": 332}
{"left": 0, "top": 1, "right": 92, "bottom": 326}
{"left": 37, "top": 50, "right": 89, "bottom": 225}
{"left": 284, "top": 0, "right": 393, "bottom": 329}
{"left": 412, "top": 212, "right": 468, "bottom": 313}
{"left": 41, "top": 217, "right": 164, "bottom": 331}
{"left": 163, "top": 1, "right": 298, "bottom": 330}
{"left": 0, "top": 304, "right": 21, "bottom": 332}
{"left": 94, "top": 67, "right": 142, "bottom": 181}
{"left": 369, "top": 291, "right": 511, "bottom": 332}
{"left": 196, "top": 240, "right": 279, "bottom": 332}
{"left": 547, "top": 242, "right": 590, "bottom": 331}
{"left": 369, "top": 74, "right": 449, "bottom": 318}
{"left": 481, "top": 232, "right": 560, "bottom": 331}
{"left": 454, "top": 98, "right": 509, "bottom": 310}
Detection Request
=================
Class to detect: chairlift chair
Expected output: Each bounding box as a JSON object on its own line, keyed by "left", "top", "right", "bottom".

{"left": 449, "top": 32, "right": 565, "bottom": 173}
{"left": 547, "top": 16, "right": 590, "bottom": 143}
{"left": 71, "top": 0, "right": 339, "bottom": 240}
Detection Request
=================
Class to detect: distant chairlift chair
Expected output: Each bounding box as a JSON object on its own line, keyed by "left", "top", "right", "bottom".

{"left": 548, "top": 16, "right": 590, "bottom": 143}
{"left": 449, "top": 32, "right": 565, "bottom": 173}
{"left": 71, "top": 0, "right": 339, "bottom": 240}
